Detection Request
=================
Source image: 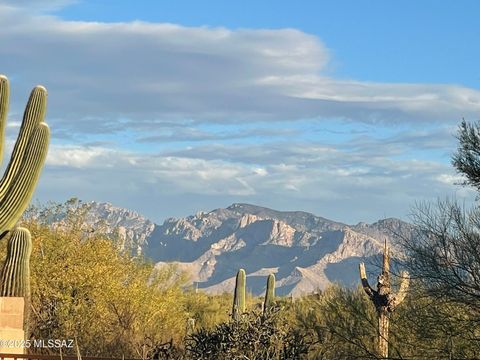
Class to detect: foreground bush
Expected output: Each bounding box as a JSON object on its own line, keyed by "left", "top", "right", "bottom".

{"left": 16, "top": 201, "right": 189, "bottom": 358}
{"left": 185, "top": 308, "right": 310, "bottom": 360}
{"left": 293, "top": 285, "right": 480, "bottom": 359}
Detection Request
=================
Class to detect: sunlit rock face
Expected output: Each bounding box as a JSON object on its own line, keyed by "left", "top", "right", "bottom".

{"left": 143, "top": 203, "right": 413, "bottom": 296}
{"left": 48, "top": 201, "right": 413, "bottom": 296}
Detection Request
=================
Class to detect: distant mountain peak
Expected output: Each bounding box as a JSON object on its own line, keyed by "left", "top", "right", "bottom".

{"left": 44, "top": 200, "right": 412, "bottom": 297}
{"left": 227, "top": 202, "right": 329, "bottom": 218}
{"left": 145, "top": 204, "right": 412, "bottom": 296}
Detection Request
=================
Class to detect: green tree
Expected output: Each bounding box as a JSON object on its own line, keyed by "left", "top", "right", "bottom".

{"left": 19, "top": 201, "right": 190, "bottom": 358}
{"left": 452, "top": 119, "right": 480, "bottom": 191}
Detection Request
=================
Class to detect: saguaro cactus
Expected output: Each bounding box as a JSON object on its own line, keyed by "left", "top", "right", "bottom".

{"left": 232, "top": 268, "right": 246, "bottom": 320}
{"left": 359, "top": 240, "right": 409, "bottom": 359}
{"left": 0, "top": 75, "right": 50, "bottom": 239}
{"left": 263, "top": 273, "right": 275, "bottom": 315}
{"left": 0, "top": 227, "right": 32, "bottom": 297}
{"left": 0, "top": 75, "right": 49, "bottom": 338}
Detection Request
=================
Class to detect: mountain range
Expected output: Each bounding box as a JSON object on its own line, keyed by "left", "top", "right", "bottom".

{"left": 44, "top": 201, "right": 414, "bottom": 296}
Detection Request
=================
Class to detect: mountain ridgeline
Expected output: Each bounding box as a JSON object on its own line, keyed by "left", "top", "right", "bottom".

{"left": 43, "top": 201, "right": 414, "bottom": 296}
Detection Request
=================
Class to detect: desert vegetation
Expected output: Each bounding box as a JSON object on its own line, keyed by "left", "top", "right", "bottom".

{"left": 0, "top": 200, "right": 474, "bottom": 359}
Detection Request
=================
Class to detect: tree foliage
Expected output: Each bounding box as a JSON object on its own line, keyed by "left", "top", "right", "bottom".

{"left": 401, "top": 200, "right": 480, "bottom": 310}
{"left": 18, "top": 201, "right": 190, "bottom": 358}
{"left": 292, "top": 285, "right": 480, "bottom": 359}
{"left": 452, "top": 119, "right": 480, "bottom": 191}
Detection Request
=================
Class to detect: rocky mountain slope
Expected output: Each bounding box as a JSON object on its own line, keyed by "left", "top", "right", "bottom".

{"left": 144, "top": 203, "right": 413, "bottom": 296}
{"left": 30, "top": 200, "right": 155, "bottom": 255}
{"left": 41, "top": 201, "right": 413, "bottom": 296}
{"left": 82, "top": 202, "right": 156, "bottom": 254}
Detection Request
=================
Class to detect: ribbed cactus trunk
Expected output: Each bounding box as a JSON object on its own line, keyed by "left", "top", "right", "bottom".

{"left": 263, "top": 273, "right": 275, "bottom": 315}
{"left": 232, "top": 268, "right": 246, "bottom": 320}
{"left": 378, "top": 310, "right": 389, "bottom": 358}
{"left": 0, "top": 228, "right": 32, "bottom": 338}
{"left": 359, "top": 239, "right": 409, "bottom": 359}
{"left": 0, "top": 228, "right": 32, "bottom": 297}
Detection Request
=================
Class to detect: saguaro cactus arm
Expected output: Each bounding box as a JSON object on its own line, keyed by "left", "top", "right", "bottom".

{"left": 359, "top": 262, "right": 375, "bottom": 299}
{"left": 0, "top": 75, "right": 50, "bottom": 238}
{"left": 232, "top": 268, "right": 246, "bottom": 320}
{"left": 263, "top": 273, "right": 275, "bottom": 315}
{"left": 394, "top": 271, "right": 409, "bottom": 306}
{"left": 0, "top": 76, "right": 9, "bottom": 162}
{"left": 382, "top": 239, "right": 390, "bottom": 274}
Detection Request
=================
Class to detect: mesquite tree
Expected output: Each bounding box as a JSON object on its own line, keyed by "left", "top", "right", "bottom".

{"left": 452, "top": 119, "right": 480, "bottom": 191}
{"left": 359, "top": 240, "right": 409, "bottom": 358}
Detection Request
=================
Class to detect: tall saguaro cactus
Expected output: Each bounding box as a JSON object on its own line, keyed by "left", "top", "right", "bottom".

{"left": 0, "top": 75, "right": 50, "bottom": 338}
{"left": 263, "top": 273, "right": 275, "bottom": 315}
{"left": 359, "top": 240, "right": 409, "bottom": 359}
{"left": 0, "top": 74, "right": 50, "bottom": 239}
{"left": 232, "top": 268, "right": 246, "bottom": 320}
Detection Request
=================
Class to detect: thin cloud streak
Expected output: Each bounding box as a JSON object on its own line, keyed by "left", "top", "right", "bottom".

{"left": 36, "top": 138, "right": 475, "bottom": 224}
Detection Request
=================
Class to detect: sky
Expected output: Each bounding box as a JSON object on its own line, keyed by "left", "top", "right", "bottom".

{"left": 0, "top": 0, "right": 478, "bottom": 224}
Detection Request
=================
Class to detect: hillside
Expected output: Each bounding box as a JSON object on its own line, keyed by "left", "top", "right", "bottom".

{"left": 37, "top": 201, "right": 412, "bottom": 296}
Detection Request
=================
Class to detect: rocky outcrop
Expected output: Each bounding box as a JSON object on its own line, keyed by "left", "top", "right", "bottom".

{"left": 44, "top": 201, "right": 413, "bottom": 296}
{"left": 146, "top": 204, "right": 413, "bottom": 296}
{"left": 35, "top": 201, "right": 155, "bottom": 255}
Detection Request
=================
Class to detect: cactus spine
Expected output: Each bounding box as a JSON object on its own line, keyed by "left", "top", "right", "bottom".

{"left": 0, "top": 75, "right": 50, "bottom": 239}
{"left": 232, "top": 268, "right": 246, "bottom": 320}
{"left": 359, "top": 239, "right": 409, "bottom": 359}
{"left": 0, "top": 228, "right": 32, "bottom": 297}
{"left": 263, "top": 273, "right": 275, "bottom": 315}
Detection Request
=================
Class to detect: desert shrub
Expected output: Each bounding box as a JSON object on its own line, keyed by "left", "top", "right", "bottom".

{"left": 182, "top": 290, "right": 232, "bottom": 330}
{"left": 18, "top": 201, "right": 190, "bottom": 358}
{"left": 185, "top": 307, "right": 311, "bottom": 359}
{"left": 292, "top": 286, "right": 377, "bottom": 359}
{"left": 292, "top": 284, "right": 480, "bottom": 359}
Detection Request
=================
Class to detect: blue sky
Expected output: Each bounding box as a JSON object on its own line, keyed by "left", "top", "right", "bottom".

{"left": 56, "top": 0, "right": 480, "bottom": 87}
{"left": 0, "top": 0, "right": 478, "bottom": 224}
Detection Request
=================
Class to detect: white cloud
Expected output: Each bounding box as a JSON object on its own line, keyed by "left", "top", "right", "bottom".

{"left": 46, "top": 145, "right": 116, "bottom": 168}
{"left": 0, "top": 0, "right": 71, "bottom": 4}
{"left": 34, "top": 138, "right": 476, "bottom": 224}
{"left": 436, "top": 173, "right": 465, "bottom": 186}
{"left": 1, "top": 7, "right": 479, "bottom": 140}
{"left": 44, "top": 144, "right": 264, "bottom": 197}
{"left": 0, "top": 0, "right": 77, "bottom": 11}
